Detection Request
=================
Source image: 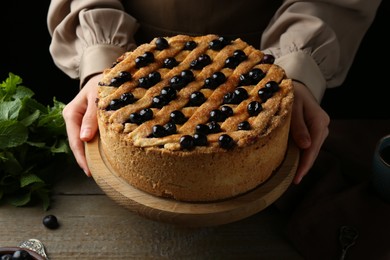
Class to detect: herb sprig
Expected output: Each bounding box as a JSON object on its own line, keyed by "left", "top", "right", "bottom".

{"left": 0, "top": 73, "right": 70, "bottom": 210}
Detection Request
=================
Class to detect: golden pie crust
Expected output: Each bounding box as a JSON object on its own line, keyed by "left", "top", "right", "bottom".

{"left": 97, "top": 34, "right": 294, "bottom": 201}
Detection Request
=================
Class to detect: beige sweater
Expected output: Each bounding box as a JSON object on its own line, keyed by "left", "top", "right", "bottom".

{"left": 47, "top": 0, "right": 381, "bottom": 102}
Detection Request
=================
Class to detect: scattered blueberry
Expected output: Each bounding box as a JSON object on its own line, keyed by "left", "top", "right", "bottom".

{"left": 43, "top": 214, "right": 59, "bottom": 229}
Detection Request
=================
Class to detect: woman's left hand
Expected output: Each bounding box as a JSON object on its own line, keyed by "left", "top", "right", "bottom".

{"left": 290, "top": 81, "right": 330, "bottom": 184}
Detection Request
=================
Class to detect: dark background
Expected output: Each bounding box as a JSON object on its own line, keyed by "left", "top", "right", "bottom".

{"left": 0, "top": 1, "right": 389, "bottom": 119}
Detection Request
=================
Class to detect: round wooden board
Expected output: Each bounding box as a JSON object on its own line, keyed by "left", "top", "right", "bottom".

{"left": 85, "top": 135, "right": 299, "bottom": 227}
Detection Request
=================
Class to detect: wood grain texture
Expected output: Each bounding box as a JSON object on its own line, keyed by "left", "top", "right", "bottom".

{"left": 85, "top": 135, "right": 299, "bottom": 227}
{"left": 0, "top": 195, "right": 303, "bottom": 259}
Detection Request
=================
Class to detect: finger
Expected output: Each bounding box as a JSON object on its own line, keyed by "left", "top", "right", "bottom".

{"left": 63, "top": 101, "right": 91, "bottom": 177}
{"left": 80, "top": 99, "right": 98, "bottom": 142}
{"left": 71, "top": 137, "right": 91, "bottom": 177}
{"left": 290, "top": 95, "right": 311, "bottom": 150}
{"left": 294, "top": 145, "right": 317, "bottom": 184}
{"left": 294, "top": 116, "right": 329, "bottom": 184}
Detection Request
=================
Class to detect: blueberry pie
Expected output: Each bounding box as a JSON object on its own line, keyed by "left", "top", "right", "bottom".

{"left": 97, "top": 34, "right": 294, "bottom": 201}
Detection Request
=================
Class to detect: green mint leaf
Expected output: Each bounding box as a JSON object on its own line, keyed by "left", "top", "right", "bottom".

{"left": 22, "top": 97, "right": 47, "bottom": 115}
{"left": 20, "top": 173, "right": 44, "bottom": 188}
{"left": 17, "top": 97, "right": 46, "bottom": 126}
{"left": 0, "top": 100, "right": 22, "bottom": 120}
{"left": 6, "top": 192, "right": 31, "bottom": 207}
{"left": 0, "top": 120, "right": 28, "bottom": 149}
{"left": 0, "top": 73, "right": 70, "bottom": 210}
{"left": 0, "top": 73, "right": 34, "bottom": 101}
{"left": 0, "top": 73, "right": 23, "bottom": 101}
{"left": 37, "top": 98, "right": 67, "bottom": 136}
{"left": 51, "top": 139, "right": 70, "bottom": 154}
{"left": 20, "top": 109, "right": 40, "bottom": 127}
{"left": 13, "top": 85, "right": 34, "bottom": 100}
{"left": 36, "top": 189, "right": 51, "bottom": 211}
{"left": 26, "top": 141, "right": 46, "bottom": 148}
{"left": 0, "top": 150, "right": 24, "bottom": 175}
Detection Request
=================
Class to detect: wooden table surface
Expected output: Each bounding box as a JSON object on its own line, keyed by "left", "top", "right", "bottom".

{"left": 0, "top": 168, "right": 302, "bottom": 259}
{"left": 1, "top": 119, "right": 389, "bottom": 260}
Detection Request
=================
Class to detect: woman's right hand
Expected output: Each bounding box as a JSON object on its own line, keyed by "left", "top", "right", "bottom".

{"left": 62, "top": 73, "right": 102, "bottom": 176}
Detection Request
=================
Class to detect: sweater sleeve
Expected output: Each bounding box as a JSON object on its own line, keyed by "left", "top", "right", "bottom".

{"left": 261, "top": 0, "right": 382, "bottom": 102}
{"left": 47, "top": 0, "right": 139, "bottom": 86}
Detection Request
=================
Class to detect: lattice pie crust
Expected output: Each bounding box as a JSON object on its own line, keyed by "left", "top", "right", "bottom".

{"left": 97, "top": 34, "right": 294, "bottom": 201}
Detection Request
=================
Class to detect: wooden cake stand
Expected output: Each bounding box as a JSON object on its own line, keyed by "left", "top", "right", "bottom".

{"left": 85, "top": 135, "right": 299, "bottom": 227}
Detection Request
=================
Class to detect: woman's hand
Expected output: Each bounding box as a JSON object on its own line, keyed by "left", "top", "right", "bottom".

{"left": 290, "top": 81, "right": 330, "bottom": 184}
{"left": 62, "top": 74, "right": 102, "bottom": 176}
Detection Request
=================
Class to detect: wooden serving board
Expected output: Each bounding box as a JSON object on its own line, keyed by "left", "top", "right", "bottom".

{"left": 85, "top": 135, "right": 299, "bottom": 227}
